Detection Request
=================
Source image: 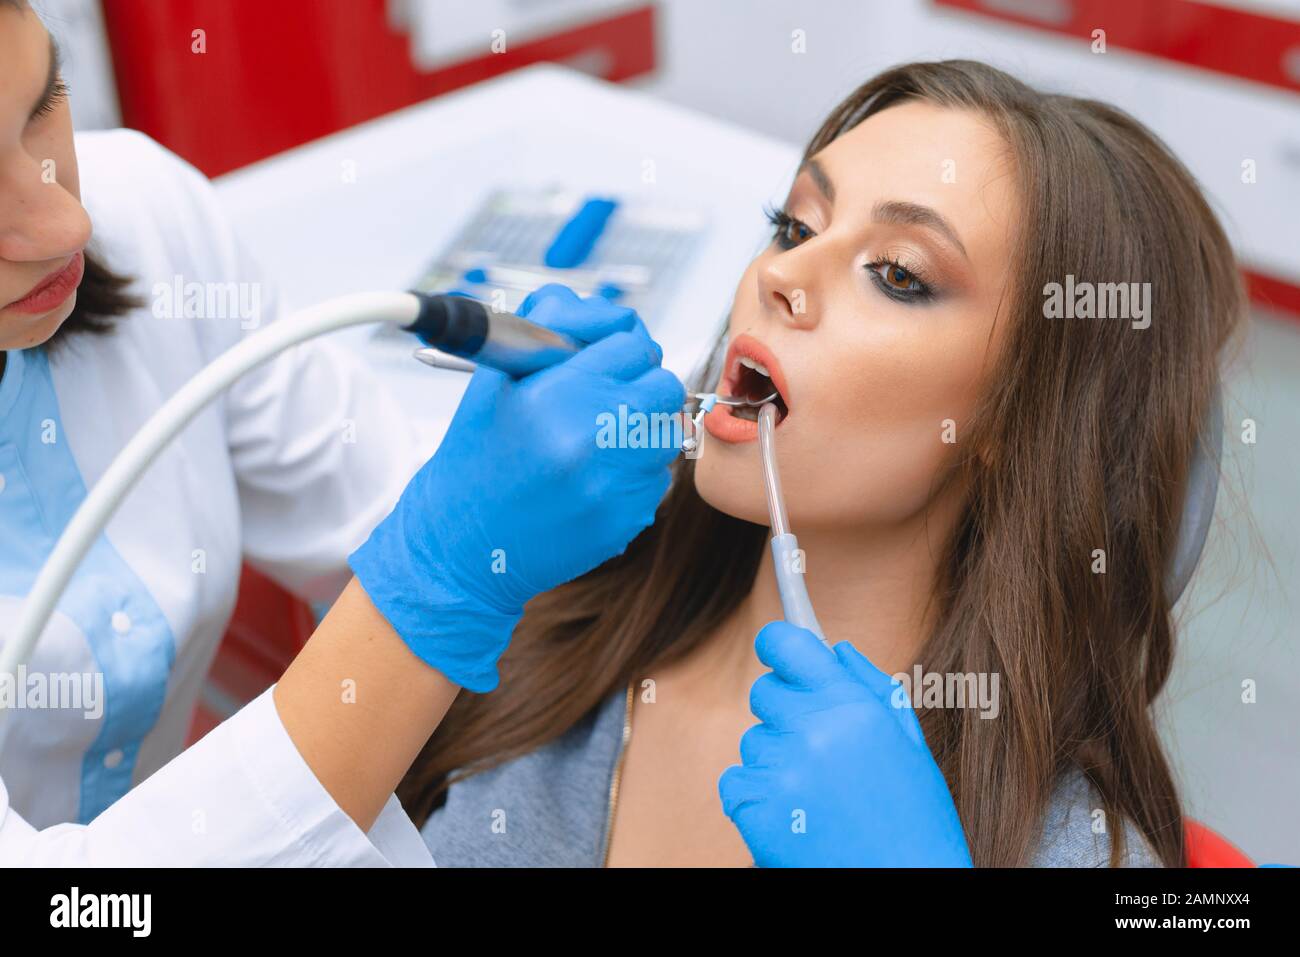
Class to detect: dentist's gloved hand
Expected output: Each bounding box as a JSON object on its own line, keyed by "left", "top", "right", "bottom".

{"left": 350, "top": 285, "right": 684, "bottom": 693}
{"left": 719, "top": 621, "right": 973, "bottom": 867}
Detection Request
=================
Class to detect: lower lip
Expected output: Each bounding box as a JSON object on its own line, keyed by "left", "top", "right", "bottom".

{"left": 6, "top": 252, "right": 85, "bottom": 316}
{"left": 703, "top": 403, "right": 785, "bottom": 444}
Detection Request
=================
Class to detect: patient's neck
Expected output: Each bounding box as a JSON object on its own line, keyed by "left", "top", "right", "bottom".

{"left": 695, "top": 502, "right": 957, "bottom": 703}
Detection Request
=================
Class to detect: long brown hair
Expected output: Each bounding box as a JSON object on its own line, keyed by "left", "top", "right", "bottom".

{"left": 400, "top": 61, "right": 1245, "bottom": 867}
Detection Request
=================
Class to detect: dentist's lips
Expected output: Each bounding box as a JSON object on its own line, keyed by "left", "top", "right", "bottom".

{"left": 703, "top": 333, "right": 791, "bottom": 444}
{"left": 4, "top": 252, "right": 85, "bottom": 316}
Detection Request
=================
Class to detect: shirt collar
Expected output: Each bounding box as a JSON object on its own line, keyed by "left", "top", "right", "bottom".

{"left": 0, "top": 348, "right": 29, "bottom": 426}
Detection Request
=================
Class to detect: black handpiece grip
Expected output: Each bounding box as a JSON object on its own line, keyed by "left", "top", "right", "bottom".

{"left": 405, "top": 293, "right": 490, "bottom": 358}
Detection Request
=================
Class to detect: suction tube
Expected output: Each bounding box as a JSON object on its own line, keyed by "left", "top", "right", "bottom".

{"left": 758, "top": 403, "right": 828, "bottom": 644}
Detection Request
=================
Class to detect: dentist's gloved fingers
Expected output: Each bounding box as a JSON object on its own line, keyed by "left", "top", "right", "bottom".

{"left": 832, "top": 642, "right": 926, "bottom": 747}
{"left": 518, "top": 284, "right": 638, "bottom": 344}
{"left": 832, "top": 641, "right": 899, "bottom": 704}
{"left": 596, "top": 465, "right": 673, "bottom": 547}
{"left": 351, "top": 291, "right": 677, "bottom": 696}
{"left": 631, "top": 365, "right": 687, "bottom": 414}
{"left": 517, "top": 283, "right": 581, "bottom": 323}
{"left": 738, "top": 723, "right": 789, "bottom": 768}
{"left": 718, "top": 764, "right": 778, "bottom": 820}
{"left": 749, "top": 672, "right": 806, "bottom": 727}
{"left": 613, "top": 366, "right": 690, "bottom": 466}
{"left": 565, "top": 329, "right": 663, "bottom": 381}
{"left": 622, "top": 311, "right": 655, "bottom": 349}
{"left": 892, "top": 701, "right": 928, "bottom": 750}
{"left": 755, "top": 620, "right": 843, "bottom": 690}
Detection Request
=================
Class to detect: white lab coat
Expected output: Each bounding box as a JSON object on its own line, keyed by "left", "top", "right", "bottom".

{"left": 0, "top": 687, "right": 433, "bottom": 865}
{"left": 0, "top": 129, "right": 431, "bottom": 863}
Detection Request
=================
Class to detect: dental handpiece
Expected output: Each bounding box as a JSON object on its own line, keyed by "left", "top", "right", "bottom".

{"left": 758, "top": 403, "right": 828, "bottom": 645}
{"left": 406, "top": 293, "right": 582, "bottom": 378}
{"left": 408, "top": 295, "right": 777, "bottom": 411}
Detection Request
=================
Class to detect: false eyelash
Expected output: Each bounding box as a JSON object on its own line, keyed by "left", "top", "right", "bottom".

{"left": 763, "top": 204, "right": 814, "bottom": 249}
{"left": 32, "top": 79, "right": 69, "bottom": 120}
{"left": 865, "top": 255, "right": 936, "bottom": 302}
{"left": 763, "top": 203, "right": 938, "bottom": 303}
{"left": 763, "top": 203, "right": 793, "bottom": 237}
{"left": 867, "top": 259, "right": 935, "bottom": 302}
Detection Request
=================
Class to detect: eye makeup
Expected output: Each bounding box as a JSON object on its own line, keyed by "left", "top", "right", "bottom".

{"left": 763, "top": 204, "right": 939, "bottom": 304}
{"left": 865, "top": 248, "right": 937, "bottom": 303}
{"left": 764, "top": 203, "right": 815, "bottom": 250}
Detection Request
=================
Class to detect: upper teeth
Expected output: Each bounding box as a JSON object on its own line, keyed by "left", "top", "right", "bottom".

{"left": 739, "top": 357, "right": 771, "bottom": 378}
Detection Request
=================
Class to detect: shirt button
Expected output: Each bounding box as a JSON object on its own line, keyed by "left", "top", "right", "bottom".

{"left": 103, "top": 750, "right": 124, "bottom": 769}
{"left": 111, "top": 611, "right": 132, "bottom": 635}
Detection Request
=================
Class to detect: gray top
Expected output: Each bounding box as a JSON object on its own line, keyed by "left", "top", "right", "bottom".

{"left": 422, "top": 689, "right": 1161, "bottom": 867}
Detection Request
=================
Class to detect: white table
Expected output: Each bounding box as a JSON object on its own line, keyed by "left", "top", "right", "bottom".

{"left": 215, "top": 64, "right": 801, "bottom": 447}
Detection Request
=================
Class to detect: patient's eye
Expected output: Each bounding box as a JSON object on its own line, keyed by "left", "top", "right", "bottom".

{"left": 867, "top": 258, "right": 934, "bottom": 303}
{"left": 764, "top": 206, "right": 813, "bottom": 250}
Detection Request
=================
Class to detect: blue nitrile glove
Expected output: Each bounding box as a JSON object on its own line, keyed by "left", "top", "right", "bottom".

{"left": 350, "top": 284, "right": 684, "bottom": 692}
{"left": 718, "top": 621, "right": 973, "bottom": 867}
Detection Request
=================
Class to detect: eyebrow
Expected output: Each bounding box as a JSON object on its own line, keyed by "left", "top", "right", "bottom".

{"left": 803, "top": 158, "right": 969, "bottom": 261}
{"left": 29, "top": 35, "right": 62, "bottom": 120}
{"left": 806, "top": 158, "right": 836, "bottom": 202}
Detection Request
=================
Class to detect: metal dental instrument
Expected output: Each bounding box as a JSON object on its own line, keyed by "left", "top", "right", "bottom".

{"left": 408, "top": 295, "right": 777, "bottom": 467}
{"left": 409, "top": 296, "right": 779, "bottom": 414}
{"left": 413, "top": 348, "right": 478, "bottom": 374}
{"left": 414, "top": 354, "right": 781, "bottom": 412}
{"left": 689, "top": 390, "right": 779, "bottom": 408}
{"left": 758, "top": 402, "right": 828, "bottom": 645}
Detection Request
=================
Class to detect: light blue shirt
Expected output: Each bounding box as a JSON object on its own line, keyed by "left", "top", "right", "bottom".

{"left": 0, "top": 130, "right": 418, "bottom": 828}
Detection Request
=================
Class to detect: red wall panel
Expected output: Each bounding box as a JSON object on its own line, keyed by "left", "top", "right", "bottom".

{"left": 100, "top": 0, "right": 656, "bottom": 177}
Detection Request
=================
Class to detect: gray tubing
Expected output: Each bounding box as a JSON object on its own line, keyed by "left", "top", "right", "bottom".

{"left": 771, "top": 533, "right": 828, "bottom": 644}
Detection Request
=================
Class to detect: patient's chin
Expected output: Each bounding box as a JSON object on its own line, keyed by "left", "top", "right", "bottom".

{"left": 0, "top": 298, "right": 74, "bottom": 351}
{"left": 692, "top": 451, "right": 770, "bottom": 527}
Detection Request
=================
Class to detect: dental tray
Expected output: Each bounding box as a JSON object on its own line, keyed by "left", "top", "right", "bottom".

{"left": 400, "top": 187, "right": 706, "bottom": 329}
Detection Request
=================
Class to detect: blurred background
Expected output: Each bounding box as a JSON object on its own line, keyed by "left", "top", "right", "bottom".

{"left": 35, "top": 0, "right": 1299, "bottom": 863}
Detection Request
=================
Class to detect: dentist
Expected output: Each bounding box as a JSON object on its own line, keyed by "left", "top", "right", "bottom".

{"left": 0, "top": 0, "right": 684, "bottom": 864}
{"left": 2, "top": 282, "right": 683, "bottom": 865}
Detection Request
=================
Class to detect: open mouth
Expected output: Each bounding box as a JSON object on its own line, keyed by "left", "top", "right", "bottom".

{"left": 702, "top": 333, "right": 791, "bottom": 444}
{"left": 728, "top": 355, "right": 789, "bottom": 422}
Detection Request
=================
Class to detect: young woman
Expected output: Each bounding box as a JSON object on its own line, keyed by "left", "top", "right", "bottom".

{"left": 405, "top": 61, "right": 1244, "bottom": 867}
{"left": 0, "top": 0, "right": 683, "bottom": 863}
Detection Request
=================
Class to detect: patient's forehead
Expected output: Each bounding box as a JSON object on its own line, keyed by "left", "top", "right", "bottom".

{"left": 810, "top": 100, "right": 1019, "bottom": 258}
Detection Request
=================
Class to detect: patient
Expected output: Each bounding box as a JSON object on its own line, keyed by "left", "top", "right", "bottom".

{"left": 402, "top": 60, "right": 1243, "bottom": 867}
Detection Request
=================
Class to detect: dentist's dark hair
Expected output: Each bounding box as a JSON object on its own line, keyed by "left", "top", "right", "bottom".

{"left": 400, "top": 60, "right": 1245, "bottom": 867}
{"left": 50, "top": 252, "right": 139, "bottom": 341}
